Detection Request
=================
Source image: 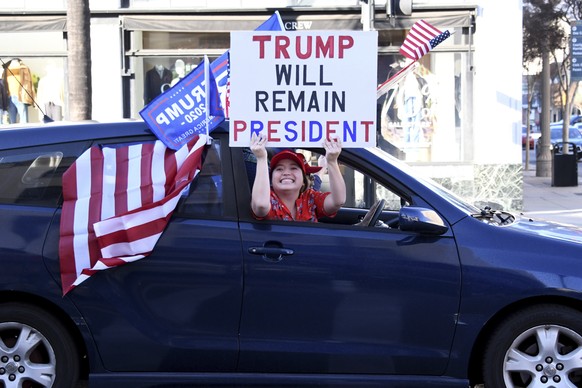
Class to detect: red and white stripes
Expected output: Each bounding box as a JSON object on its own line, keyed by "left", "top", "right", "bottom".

{"left": 399, "top": 20, "right": 444, "bottom": 61}
{"left": 59, "top": 135, "right": 207, "bottom": 295}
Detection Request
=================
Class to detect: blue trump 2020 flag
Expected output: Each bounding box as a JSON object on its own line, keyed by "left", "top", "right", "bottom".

{"left": 210, "top": 11, "right": 285, "bottom": 118}
{"left": 140, "top": 56, "right": 224, "bottom": 150}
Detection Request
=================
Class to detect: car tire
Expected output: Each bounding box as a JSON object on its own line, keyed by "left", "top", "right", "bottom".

{"left": 482, "top": 304, "right": 582, "bottom": 387}
{"left": 0, "top": 302, "right": 79, "bottom": 388}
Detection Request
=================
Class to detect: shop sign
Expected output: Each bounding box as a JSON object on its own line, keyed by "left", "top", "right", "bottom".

{"left": 572, "top": 21, "right": 582, "bottom": 82}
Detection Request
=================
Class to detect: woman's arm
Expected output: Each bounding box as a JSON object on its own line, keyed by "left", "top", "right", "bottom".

{"left": 322, "top": 137, "right": 346, "bottom": 214}
{"left": 250, "top": 133, "right": 271, "bottom": 217}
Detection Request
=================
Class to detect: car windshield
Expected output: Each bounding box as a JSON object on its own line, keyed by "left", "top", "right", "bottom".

{"left": 366, "top": 147, "right": 481, "bottom": 214}
{"left": 550, "top": 127, "right": 582, "bottom": 139}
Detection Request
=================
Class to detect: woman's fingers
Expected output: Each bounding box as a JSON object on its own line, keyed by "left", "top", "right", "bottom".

{"left": 250, "top": 133, "right": 268, "bottom": 158}
{"left": 324, "top": 137, "right": 342, "bottom": 152}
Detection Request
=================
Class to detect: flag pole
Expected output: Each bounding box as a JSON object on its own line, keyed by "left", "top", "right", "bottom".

{"left": 376, "top": 61, "right": 418, "bottom": 99}
{"left": 274, "top": 10, "right": 285, "bottom": 30}
{"left": 204, "top": 55, "right": 210, "bottom": 138}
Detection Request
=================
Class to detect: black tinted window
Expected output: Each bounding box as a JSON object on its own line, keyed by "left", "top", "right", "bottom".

{"left": 176, "top": 140, "right": 223, "bottom": 217}
{"left": 0, "top": 144, "right": 84, "bottom": 207}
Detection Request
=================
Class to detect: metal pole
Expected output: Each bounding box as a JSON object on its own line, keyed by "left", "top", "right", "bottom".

{"left": 537, "top": 50, "right": 552, "bottom": 177}
{"left": 360, "top": 0, "right": 375, "bottom": 31}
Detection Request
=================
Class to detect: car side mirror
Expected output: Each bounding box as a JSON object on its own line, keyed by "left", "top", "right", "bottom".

{"left": 399, "top": 207, "right": 448, "bottom": 235}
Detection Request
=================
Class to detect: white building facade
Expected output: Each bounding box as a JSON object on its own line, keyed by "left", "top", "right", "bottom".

{"left": 0, "top": 0, "right": 523, "bottom": 210}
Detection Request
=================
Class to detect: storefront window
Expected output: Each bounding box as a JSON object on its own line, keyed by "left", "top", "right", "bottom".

{"left": 376, "top": 27, "right": 472, "bottom": 164}
{"left": 138, "top": 55, "right": 223, "bottom": 109}
{"left": 143, "top": 31, "right": 229, "bottom": 50}
{"left": 0, "top": 31, "right": 66, "bottom": 125}
{"left": 132, "top": 31, "right": 229, "bottom": 113}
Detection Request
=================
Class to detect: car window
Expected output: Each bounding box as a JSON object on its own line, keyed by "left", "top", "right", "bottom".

{"left": 0, "top": 143, "right": 84, "bottom": 207}
{"left": 296, "top": 149, "right": 407, "bottom": 212}
{"left": 241, "top": 147, "right": 407, "bottom": 225}
{"left": 318, "top": 159, "right": 405, "bottom": 212}
{"left": 551, "top": 127, "right": 582, "bottom": 139}
{"left": 175, "top": 140, "right": 223, "bottom": 218}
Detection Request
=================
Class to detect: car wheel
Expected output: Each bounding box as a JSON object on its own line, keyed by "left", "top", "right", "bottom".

{"left": 0, "top": 303, "right": 79, "bottom": 388}
{"left": 483, "top": 304, "right": 582, "bottom": 387}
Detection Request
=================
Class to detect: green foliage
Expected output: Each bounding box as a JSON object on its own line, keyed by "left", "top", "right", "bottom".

{"left": 523, "top": 0, "right": 566, "bottom": 64}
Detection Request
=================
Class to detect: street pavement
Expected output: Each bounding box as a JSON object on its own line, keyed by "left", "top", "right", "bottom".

{"left": 521, "top": 156, "right": 582, "bottom": 227}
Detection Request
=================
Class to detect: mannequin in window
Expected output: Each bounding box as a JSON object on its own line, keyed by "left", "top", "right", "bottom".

{"left": 170, "top": 59, "right": 186, "bottom": 87}
{"left": 144, "top": 64, "right": 173, "bottom": 104}
{"left": 3, "top": 58, "right": 35, "bottom": 124}
{"left": 37, "top": 64, "right": 64, "bottom": 121}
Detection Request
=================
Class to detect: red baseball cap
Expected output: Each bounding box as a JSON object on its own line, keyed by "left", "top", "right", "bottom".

{"left": 270, "top": 150, "right": 322, "bottom": 175}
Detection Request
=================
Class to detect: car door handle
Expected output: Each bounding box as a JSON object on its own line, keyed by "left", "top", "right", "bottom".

{"left": 248, "top": 247, "right": 294, "bottom": 256}
{"left": 248, "top": 246, "right": 294, "bottom": 262}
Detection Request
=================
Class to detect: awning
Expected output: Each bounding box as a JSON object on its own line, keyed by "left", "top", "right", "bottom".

{"left": 0, "top": 9, "right": 474, "bottom": 34}
{"left": 0, "top": 16, "right": 66, "bottom": 32}
{"left": 374, "top": 11, "right": 474, "bottom": 29}
{"left": 121, "top": 10, "right": 474, "bottom": 33}
{"left": 122, "top": 15, "right": 277, "bottom": 32}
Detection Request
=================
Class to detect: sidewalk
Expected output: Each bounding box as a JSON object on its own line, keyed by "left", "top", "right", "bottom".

{"left": 521, "top": 167, "right": 582, "bottom": 227}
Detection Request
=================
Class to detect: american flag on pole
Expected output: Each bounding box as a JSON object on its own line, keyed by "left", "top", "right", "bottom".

{"left": 59, "top": 135, "right": 208, "bottom": 295}
{"left": 399, "top": 20, "right": 451, "bottom": 61}
{"left": 377, "top": 20, "right": 450, "bottom": 98}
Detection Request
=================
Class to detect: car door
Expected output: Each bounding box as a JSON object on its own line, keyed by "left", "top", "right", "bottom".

{"left": 42, "top": 134, "right": 244, "bottom": 373}
{"left": 236, "top": 151, "right": 461, "bottom": 375}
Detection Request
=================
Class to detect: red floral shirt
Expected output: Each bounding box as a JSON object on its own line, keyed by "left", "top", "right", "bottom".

{"left": 253, "top": 188, "right": 335, "bottom": 222}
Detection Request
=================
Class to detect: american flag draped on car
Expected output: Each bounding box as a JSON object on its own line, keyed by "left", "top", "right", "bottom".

{"left": 399, "top": 19, "right": 451, "bottom": 61}
{"left": 59, "top": 135, "right": 208, "bottom": 295}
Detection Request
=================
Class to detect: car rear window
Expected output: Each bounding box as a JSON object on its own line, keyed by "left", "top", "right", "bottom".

{"left": 0, "top": 144, "right": 84, "bottom": 207}
{"left": 175, "top": 139, "right": 223, "bottom": 218}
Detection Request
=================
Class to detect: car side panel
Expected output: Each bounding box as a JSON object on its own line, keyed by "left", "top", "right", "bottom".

{"left": 42, "top": 215, "right": 243, "bottom": 373}
{"left": 237, "top": 221, "right": 461, "bottom": 375}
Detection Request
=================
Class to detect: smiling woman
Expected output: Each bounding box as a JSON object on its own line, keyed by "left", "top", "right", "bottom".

{"left": 249, "top": 132, "right": 346, "bottom": 222}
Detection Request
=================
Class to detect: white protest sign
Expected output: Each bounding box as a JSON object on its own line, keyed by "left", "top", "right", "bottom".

{"left": 229, "top": 30, "right": 378, "bottom": 148}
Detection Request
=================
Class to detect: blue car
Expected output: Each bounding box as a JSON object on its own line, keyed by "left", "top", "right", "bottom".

{"left": 1, "top": 120, "right": 582, "bottom": 388}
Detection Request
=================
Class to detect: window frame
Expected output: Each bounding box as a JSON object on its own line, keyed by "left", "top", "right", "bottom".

{"left": 233, "top": 146, "right": 411, "bottom": 228}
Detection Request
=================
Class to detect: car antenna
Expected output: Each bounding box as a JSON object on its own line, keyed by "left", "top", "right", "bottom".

{"left": 0, "top": 58, "right": 54, "bottom": 123}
